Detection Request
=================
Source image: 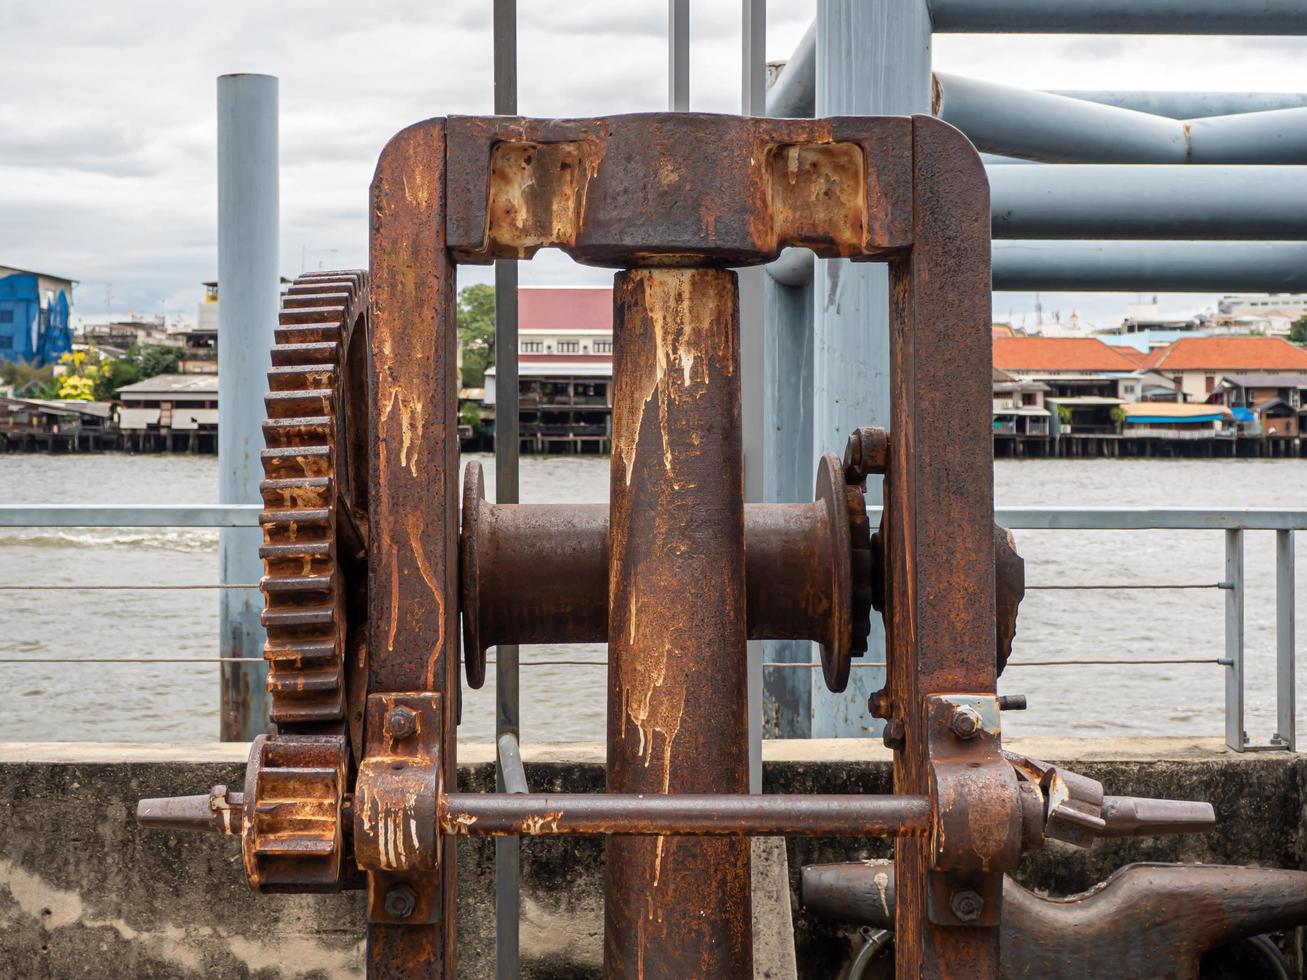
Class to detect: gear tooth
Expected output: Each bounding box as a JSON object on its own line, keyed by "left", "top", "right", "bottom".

{"left": 259, "top": 272, "right": 367, "bottom": 730}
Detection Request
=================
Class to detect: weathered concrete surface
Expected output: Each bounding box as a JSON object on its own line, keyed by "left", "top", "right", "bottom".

{"left": 0, "top": 738, "right": 1302, "bottom": 978}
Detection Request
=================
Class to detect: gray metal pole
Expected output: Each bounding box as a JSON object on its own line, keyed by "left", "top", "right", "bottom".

{"left": 930, "top": 0, "right": 1307, "bottom": 35}
{"left": 1225, "top": 529, "right": 1246, "bottom": 752}
{"left": 669, "top": 0, "right": 689, "bottom": 111}
{"left": 811, "top": 0, "right": 930, "bottom": 738}
{"left": 990, "top": 165, "right": 1307, "bottom": 240}
{"left": 492, "top": 2, "right": 520, "bottom": 976}
{"left": 936, "top": 73, "right": 1307, "bottom": 165}
{"left": 1275, "top": 530, "right": 1296, "bottom": 751}
{"left": 1050, "top": 90, "right": 1307, "bottom": 120}
{"left": 761, "top": 30, "right": 817, "bottom": 740}
{"left": 217, "top": 72, "right": 277, "bottom": 741}
{"left": 741, "top": 0, "right": 766, "bottom": 793}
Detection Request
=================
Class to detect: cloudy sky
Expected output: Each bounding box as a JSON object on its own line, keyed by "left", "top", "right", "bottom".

{"left": 5, "top": 1, "right": 1306, "bottom": 328}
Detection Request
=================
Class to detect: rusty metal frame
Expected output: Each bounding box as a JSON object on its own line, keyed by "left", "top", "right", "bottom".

{"left": 359, "top": 110, "right": 1000, "bottom": 977}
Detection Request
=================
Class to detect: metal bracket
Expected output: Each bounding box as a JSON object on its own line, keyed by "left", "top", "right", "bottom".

{"left": 354, "top": 692, "right": 443, "bottom": 925}
{"left": 925, "top": 694, "right": 1021, "bottom": 928}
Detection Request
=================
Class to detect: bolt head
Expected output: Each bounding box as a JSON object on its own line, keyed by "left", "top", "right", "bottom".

{"left": 385, "top": 706, "right": 419, "bottom": 741}
{"left": 384, "top": 884, "right": 418, "bottom": 920}
{"left": 950, "top": 705, "right": 983, "bottom": 740}
{"left": 881, "top": 718, "right": 905, "bottom": 751}
{"left": 867, "top": 688, "right": 891, "bottom": 719}
{"left": 950, "top": 889, "right": 984, "bottom": 923}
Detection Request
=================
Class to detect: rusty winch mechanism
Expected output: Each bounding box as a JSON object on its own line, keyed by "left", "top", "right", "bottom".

{"left": 138, "top": 114, "right": 1243, "bottom": 979}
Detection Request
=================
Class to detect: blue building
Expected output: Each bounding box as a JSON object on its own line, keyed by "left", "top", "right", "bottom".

{"left": 0, "top": 265, "right": 76, "bottom": 366}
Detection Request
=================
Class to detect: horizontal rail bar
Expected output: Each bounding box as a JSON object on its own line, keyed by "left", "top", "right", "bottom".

{"left": 937, "top": 72, "right": 1307, "bottom": 164}
{"left": 0, "top": 505, "right": 261, "bottom": 528}
{"left": 989, "top": 166, "right": 1307, "bottom": 240}
{"left": 0, "top": 583, "right": 258, "bottom": 591}
{"left": 1050, "top": 90, "right": 1307, "bottom": 119}
{"left": 440, "top": 792, "right": 931, "bottom": 838}
{"left": 1025, "top": 583, "right": 1223, "bottom": 591}
{"left": 929, "top": 0, "right": 1307, "bottom": 35}
{"left": 3, "top": 507, "right": 1303, "bottom": 536}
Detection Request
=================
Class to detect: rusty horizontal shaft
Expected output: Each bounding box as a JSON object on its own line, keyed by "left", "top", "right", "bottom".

{"left": 466, "top": 500, "right": 836, "bottom": 648}
{"left": 440, "top": 793, "right": 931, "bottom": 838}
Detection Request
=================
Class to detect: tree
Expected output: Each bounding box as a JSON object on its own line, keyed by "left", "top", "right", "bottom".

{"left": 93, "top": 344, "right": 183, "bottom": 400}
{"left": 457, "top": 283, "right": 496, "bottom": 388}
{"left": 1290, "top": 314, "right": 1307, "bottom": 346}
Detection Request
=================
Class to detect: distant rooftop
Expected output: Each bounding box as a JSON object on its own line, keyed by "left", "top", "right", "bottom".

{"left": 1143, "top": 337, "right": 1307, "bottom": 371}
{"left": 116, "top": 373, "right": 219, "bottom": 395}
{"left": 994, "top": 336, "right": 1140, "bottom": 373}
{"left": 519, "top": 286, "right": 612, "bottom": 332}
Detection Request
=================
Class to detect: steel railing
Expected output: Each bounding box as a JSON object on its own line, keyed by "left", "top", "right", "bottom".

{"left": 0, "top": 503, "right": 1299, "bottom": 751}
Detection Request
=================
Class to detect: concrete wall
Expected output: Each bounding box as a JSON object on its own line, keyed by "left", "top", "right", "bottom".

{"left": 0, "top": 739, "right": 1303, "bottom": 979}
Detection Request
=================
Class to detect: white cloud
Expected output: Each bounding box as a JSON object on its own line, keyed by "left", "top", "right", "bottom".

{"left": 3, "top": 1, "right": 1303, "bottom": 326}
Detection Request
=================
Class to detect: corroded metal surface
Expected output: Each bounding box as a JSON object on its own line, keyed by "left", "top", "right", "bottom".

{"left": 802, "top": 861, "right": 1307, "bottom": 980}
{"left": 366, "top": 117, "right": 459, "bottom": 977}
{"left": 259, "top": 270, "right": 369, "bottom": 730}
{"left": 605, "top": 267, "right": 752, "bottom": 979}
{"left": 883, "top": 115, "right": 999, "bottom": 975}
{"left": 446, "top": 113, "right": 912, "bottom": 267}
{"left": 440, "top": 793, "right": 932, "bottom": 838}
{"left": 460, "top": 452, "right": 873, "bottom": 692}
{"left": 239, "top": 734, "right": 348, "bottom": 894}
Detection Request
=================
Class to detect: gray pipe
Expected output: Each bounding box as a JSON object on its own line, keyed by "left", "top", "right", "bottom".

{"left": 1050, "top": 90, "right": 1307, "bottom": 120}
{"left": 928, "top": 0, "right": 1307, "bottom": 35}
{"left": 765, "top": 20, "right": 815, "bottom": 118}
{"left": 937, "top": 73, "right": 1307, "bottom": 164}
{"left": 990, "top": 165, "right": 1307, "bottom": 240}
{"left": 766, "top": 241, "right": 1307, "bottom": 293}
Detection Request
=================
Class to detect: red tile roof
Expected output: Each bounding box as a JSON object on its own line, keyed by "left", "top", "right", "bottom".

{"left": 1143, "top": 337, "right": 1307, "bottom": 372}
{"left": 992, "top": 337, "right": 1141, "bottom": 372}
{"left": 519, "top": 287, "right": 612, "bottom": 330}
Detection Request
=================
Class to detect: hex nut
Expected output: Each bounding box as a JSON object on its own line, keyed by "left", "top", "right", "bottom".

{"left": 950, "top": 889, "right": 984, "bottom": 923}
{"left": 867, "top": 688, "right": 892, "bottom": 719}
{"left": 384, "top": 884, "right": 418, "bottom": 920}
{"left": 950, "top": 704, "right": 983, "bottom": 740}
{"left": 384, "top": 706, "right": 419, "bottom": 741}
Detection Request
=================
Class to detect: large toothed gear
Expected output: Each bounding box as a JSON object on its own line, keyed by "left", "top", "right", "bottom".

{"left": 241, "top": 734, "right": 349, "bottom": 893}
{"left": 259, "top": 271, "right": 370, "bottom": 745}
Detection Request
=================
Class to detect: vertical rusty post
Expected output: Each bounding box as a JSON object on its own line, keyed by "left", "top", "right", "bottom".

{"left": 886, "top": 115, "right": 998, "bottom": 976}
{"left": 366, "top": 118, "right": 459, "bottom": 978}
{"left": 605, "top": 268, "right": 752, "bottom": 979}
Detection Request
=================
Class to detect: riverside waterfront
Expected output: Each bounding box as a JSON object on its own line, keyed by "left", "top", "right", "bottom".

{"left": 0, "top": 452, "right": 1302, "bottom": 744}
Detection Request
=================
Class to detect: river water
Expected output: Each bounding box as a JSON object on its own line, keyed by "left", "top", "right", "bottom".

{"left": 0, "top": 452, "right": 1302, "bottom": 744}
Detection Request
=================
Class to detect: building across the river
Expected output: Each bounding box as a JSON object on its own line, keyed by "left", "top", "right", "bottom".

{"left": 0, "top": 265, "right": 75, "bottom": 367}
{"left": 483, "top": 286, "right": 613, "bottom": 453}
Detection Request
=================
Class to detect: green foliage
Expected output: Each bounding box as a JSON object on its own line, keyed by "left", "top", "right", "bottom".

{"left": 457, "top": 283, "right": 496, "bottom": 388}
{"left": 0, "top": 359, "right": 58, "bottom": 398}
{"left": 1055, "top": 404, "right": 1072, "bottom": 425}
{"left": 1290, "top": 314, "right": 1307, "bottom": 345}
{"left": 459, "top": 401, "right": 482, "bottom": 431}
{"left": 93, "top": 344, "right": 183, "bottom": 400}
{"left": 1109, "top": 406, "right": 1127, "bottom": 425}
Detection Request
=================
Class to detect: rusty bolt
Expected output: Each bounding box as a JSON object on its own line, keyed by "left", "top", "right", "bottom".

{"left": 881, "top": 718, "right": 905, "bottom": 751}
{"left": 843, "top": 427, "right": 889, "bottom": 486}
{"left": 997, "top": 694, "right": 1028, "bottom": 712}
{"left": 384, "top": 706, "right": 419, "bottom": 741}
{"left": 868, "top": 688, "right": 892, "bottom": 720}
{"left": 950, "top": 889, "right": 984, "bottom": 923}
{"left": 384, "top": 884, "right": 418, "bottom": 920}
{"left": 949, "top": 704, "right": 983, "bottom": 740}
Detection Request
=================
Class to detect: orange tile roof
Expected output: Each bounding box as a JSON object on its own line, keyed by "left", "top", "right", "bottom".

{"left": 992, "top": 336, "right": 1141, "bottom": 373}
{"left": 1145, "top": 337, "right": 1307, "bottom": 372}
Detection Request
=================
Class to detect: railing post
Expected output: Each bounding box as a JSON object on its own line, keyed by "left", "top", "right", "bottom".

{"left": 216, "top": 72, "right": 277, "bottom": 741}
{"left": 1224, "top": 528, "right": 1246, "bottom": 751}
{"left": 1276, "top": 529, "right": 1296, "bottom": 750}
